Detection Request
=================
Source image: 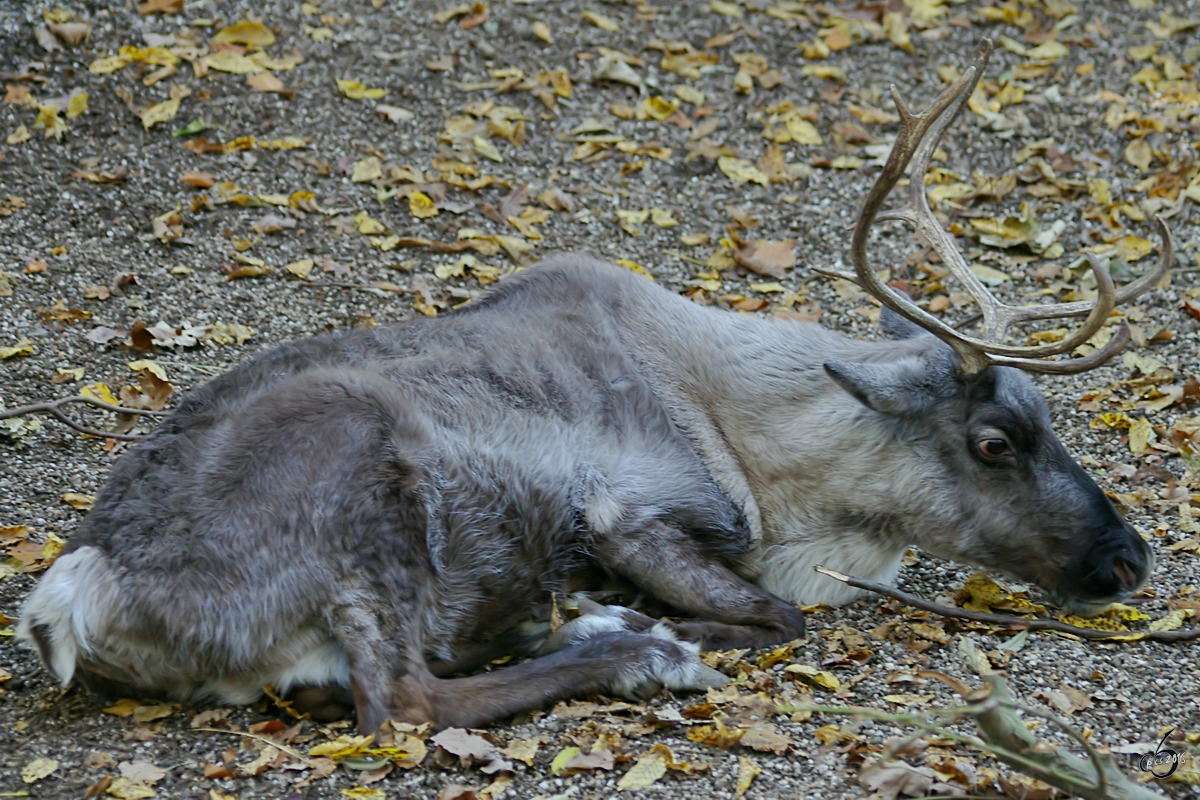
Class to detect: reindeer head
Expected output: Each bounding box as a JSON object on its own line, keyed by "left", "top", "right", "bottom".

{"left": 819, "top": 39, "right": 1170, "bottom": 614}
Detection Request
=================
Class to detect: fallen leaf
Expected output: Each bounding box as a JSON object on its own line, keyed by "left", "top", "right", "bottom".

{"left": 141, "top": 87, "right": 191, "bottom": 130}
{"left": 499, "top": 737, "right": 540, "bottom": 766}
{"left": 137, "top": 0, "right": 182, "bottom": 13}
{"left": 22, "top": 758, "right": 58, "bottom": 783}
{"left": 106, "top": 777, "right": 156, "bottom": 800}
{"left": 61, "top": 492, "right": 95, "bottom": 510}
{"left": 733, "top": 239, "right": 795, "bottom": 278}
{"left": 0, "top": 337, "right": 34, "bottom": 359}
{"left": 119, "top": 761, "right": 166, "bottom": 784}
{"left": 352, "top": 157, "right": 383, "bottom": 182}
{"left": 102, "top": 698, "right": 142, "bottom": 717}
{"left": 718, "top": 156, "right": 770, "bottom": 186}
{"left": 410, "top": 191, "right": 439, "bottom": 219}
{"left": 735, "top": 755, "right": 761, "bottom": 797}
{"left": 181, "top": 171, "right": 215, "bottom": 188}
{"left": 337, "top": 79, "right": 387, "bottom": 100}
{"left": 582, "top": 11, "right": 619, "bottom": 31}
{"left": 617, "top": 749, "right": 667, "bottom": 790}
{"left": 247, "top": 73, "right": 285, "bottom": 93}
{"left": 211, "top": 20, "right": 276, "bottom": 47}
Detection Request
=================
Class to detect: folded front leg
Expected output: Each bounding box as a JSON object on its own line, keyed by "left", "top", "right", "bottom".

{"left": 589, "top": 520, "right": 806, "bottom": 650}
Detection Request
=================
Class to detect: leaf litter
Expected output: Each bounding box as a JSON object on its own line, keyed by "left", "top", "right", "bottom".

{"left": 4, "top": 0, "right": 1200, "bottom": 797}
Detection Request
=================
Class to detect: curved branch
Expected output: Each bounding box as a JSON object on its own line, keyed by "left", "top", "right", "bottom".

{"left": 814, "top": 566, "right": 1200, "bottom": 642}
{"left": 0, "top": 395, "right": 167, "bottom": 442}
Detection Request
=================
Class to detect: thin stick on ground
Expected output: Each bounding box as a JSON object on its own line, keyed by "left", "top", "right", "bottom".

{"left": 814, "top": 566, "right": 1200, "bottom": 642}
{"left": 193, "top": 727, "right": 313, "bottom": 766}
{"left": 0, "top": 395, "right": 167, "bottom": 441}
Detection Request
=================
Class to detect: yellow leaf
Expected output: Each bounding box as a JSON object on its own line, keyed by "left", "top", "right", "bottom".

{"left": 1115, "top": 235, "right": 1153, "bottom": 262}
{"left": 34, "top": 104, "right": 66, "bottom": 139}
{"left": 532, "top": 21, "right": 552, "bottom": 43}
{"left": 550, "top": 747, "right": 581, "bottom": 776}
{"left": 784, "top": 114, "right": 822, "bottom": 145}
{"left": 1025, "top": 41, "right": 1068, "bottom": 59}
{"left": 616, "top": 258, "right": 653, "bottom": 279}
{"left": 341, "top": 788, "right": 385, "bottom": 800}
{"left": 650, "top": 207, "right": 677, "bottom": 227}
{"left": 303, "top": 24, "right": 334, "bottom": 41}
{"left": 501, "top": 737, "right": 541, "bottom": 766}
{"left": 6, "top": 125, "right": 32, "bottom": 145}
{"left": 309, "top": 734, "right": 376, "bottom": 759}
{"left": 102, "top": 698, "right": 142, "bottom": 717}
{"left": 1125, "top": 138, "right": 1152, "bottom": 171}
{"left": 904, "top": 0, "right": 947, "bottom": 21}
{"left": 409, "top": 191, "right": 439, "bottom": 219}
{"left": 211, "top": 20, "right": 276, "bottom": 47}
{"left": 89, "top": 54, "right": 131, "bottom": 74}
{"left": 66, "top": 91, "right": 88, "bottom": 119}
{"left": 120, "top": 45, "right": 176, "bottom": 66}
{"left": 784, "top": 664, "right": 840, "bottom": 690}
{"left": 285, "top": 258, "right": 315, "bottom": 279}
{"left": 801, "top": 64, "right": 846, "bottom": 82}
{"left": 958, "top": 572, "right": 1046, "bottom": 615}
{"left": 355, "top": 211, "right": 387, "bottom": 235}
{"left": 641, "top": 95, "right": 679, "bottom": 121}
{"left": 203, "top": 51, "right": 265, "bottom": 74}
{"left": 969, "top": 265, "right": 1011, "bottom": 286}
{"left": 337, "top": 79, "right": 386, "bottom": 99}
{"left": 351, "top": 157, "right": 383, "bottom": 182}
{"left": 710, "top": 0, "right": 744, "bottom": 17}
{"left": 1129, "top": 417, "right": 1155, "bottom": 454}
{"left": 1107, "top": 603, "right": 1151, "bottom": 622}
{"left": 61, "top": 492, "right": 96, "bottom": 510}
{"left": 718, "top": 156, "right": 769, "bottom": 186}
{"left": 0, "top": 337, "right": 34, "bottom": 359}
{"left": 582, "top": 11, "right": 619, "bottom": 31}
{"left": 1149, "top": 609, "right": 1193, "bottom": 632}
{"left": 107, "top": 778, "right": 156, "bottom": 800}
{"left": 22, "top": 758, "right": 58, "bottom": 783}
{"left": 81, "top": 382, "right": 119, "bottom": 406}
{"left": 676, "top": 85, "right": 705, "bottom": 105}
{"left": 247, "top": 72, "right": 285, "bottom": 92}
{"left": 735, "top": 755, "right": 761, "bottom": 797}
{"left": 473, "top": 135, "right": 503, "bottom": 162}
{"left": 141, "top": 88, "right": 191, "bottom": 130}
{"left": 617, "top": 750, "right": 667, "bottom": 790}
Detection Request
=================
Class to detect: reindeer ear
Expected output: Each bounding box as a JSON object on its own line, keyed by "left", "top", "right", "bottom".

{"left": 823, "top": 357, "right": 948, "bottom": 416}
{"left": 879, "top": 306, "right": 929, "bottom": 340}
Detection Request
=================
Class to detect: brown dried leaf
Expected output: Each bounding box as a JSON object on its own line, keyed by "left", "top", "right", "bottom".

{"left": 732, "top": 239, "right": 795, "bottom": 278}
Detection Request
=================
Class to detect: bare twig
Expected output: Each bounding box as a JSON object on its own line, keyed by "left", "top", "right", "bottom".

{"left": 0, "top": 395, "right": 167, "bottom": 441}
{"left": 813, "top": 566, "right": 1200, "bottom": 642}
{"left": 193, "top": 727, "right": 313, "bottom": 766}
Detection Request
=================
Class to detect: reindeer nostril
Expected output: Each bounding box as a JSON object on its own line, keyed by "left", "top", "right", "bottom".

{"left": 1111, "top": 557, "right": 1138, "bottom": 593}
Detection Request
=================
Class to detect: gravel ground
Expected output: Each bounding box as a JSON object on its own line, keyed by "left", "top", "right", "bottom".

{"left": 1, "top": 0, "right": 1199, "bottom": 798}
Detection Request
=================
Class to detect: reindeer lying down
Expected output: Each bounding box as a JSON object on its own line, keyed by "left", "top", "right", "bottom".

{"left": 19, "top": 41, "right": 1170, "bottom": 733}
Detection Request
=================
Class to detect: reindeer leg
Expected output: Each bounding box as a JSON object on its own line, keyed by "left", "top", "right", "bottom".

{"left": 391, "top": 628, "right": 722, "bottom": 730}
{"left": 586, "top": 520, "right": 806, "bottom": 650}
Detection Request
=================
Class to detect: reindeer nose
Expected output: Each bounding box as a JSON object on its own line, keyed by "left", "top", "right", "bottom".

{"left": 1111, "top": 556, "right": 1138, "bottom": 593}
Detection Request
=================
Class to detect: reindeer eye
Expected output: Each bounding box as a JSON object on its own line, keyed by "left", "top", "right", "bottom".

{"left": 977, "top": 437, "right": 1010, "bottom": 458}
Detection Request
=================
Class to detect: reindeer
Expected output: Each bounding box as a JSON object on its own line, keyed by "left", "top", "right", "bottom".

{"left": 19, "top": 40, "right": 1171, "bottom": 733}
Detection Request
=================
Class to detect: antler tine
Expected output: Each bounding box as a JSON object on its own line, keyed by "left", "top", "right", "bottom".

{"left": 849, "top": 38, "right": 1173, "bottom": 375}
{"left": 990, "top": 215, "right": 1174, "bottom": 327}
{"left": 990, "top": 320, "right": 1132, "bottom": 375}
{"left": 850, "top": 39, "right": 998, "bottom": 373}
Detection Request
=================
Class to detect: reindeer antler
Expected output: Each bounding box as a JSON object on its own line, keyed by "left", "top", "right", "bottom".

{"left": 821, "top": 38, "right": 1173, "bottom": 375}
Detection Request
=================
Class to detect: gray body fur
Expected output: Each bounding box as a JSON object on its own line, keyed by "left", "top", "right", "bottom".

{"left": 19, "top": 255, "right": 1151, "bottom": 730}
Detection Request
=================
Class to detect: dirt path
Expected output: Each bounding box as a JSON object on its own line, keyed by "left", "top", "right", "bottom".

{"left": 1, "top": 0, "right": 1198, "bottom": 797}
